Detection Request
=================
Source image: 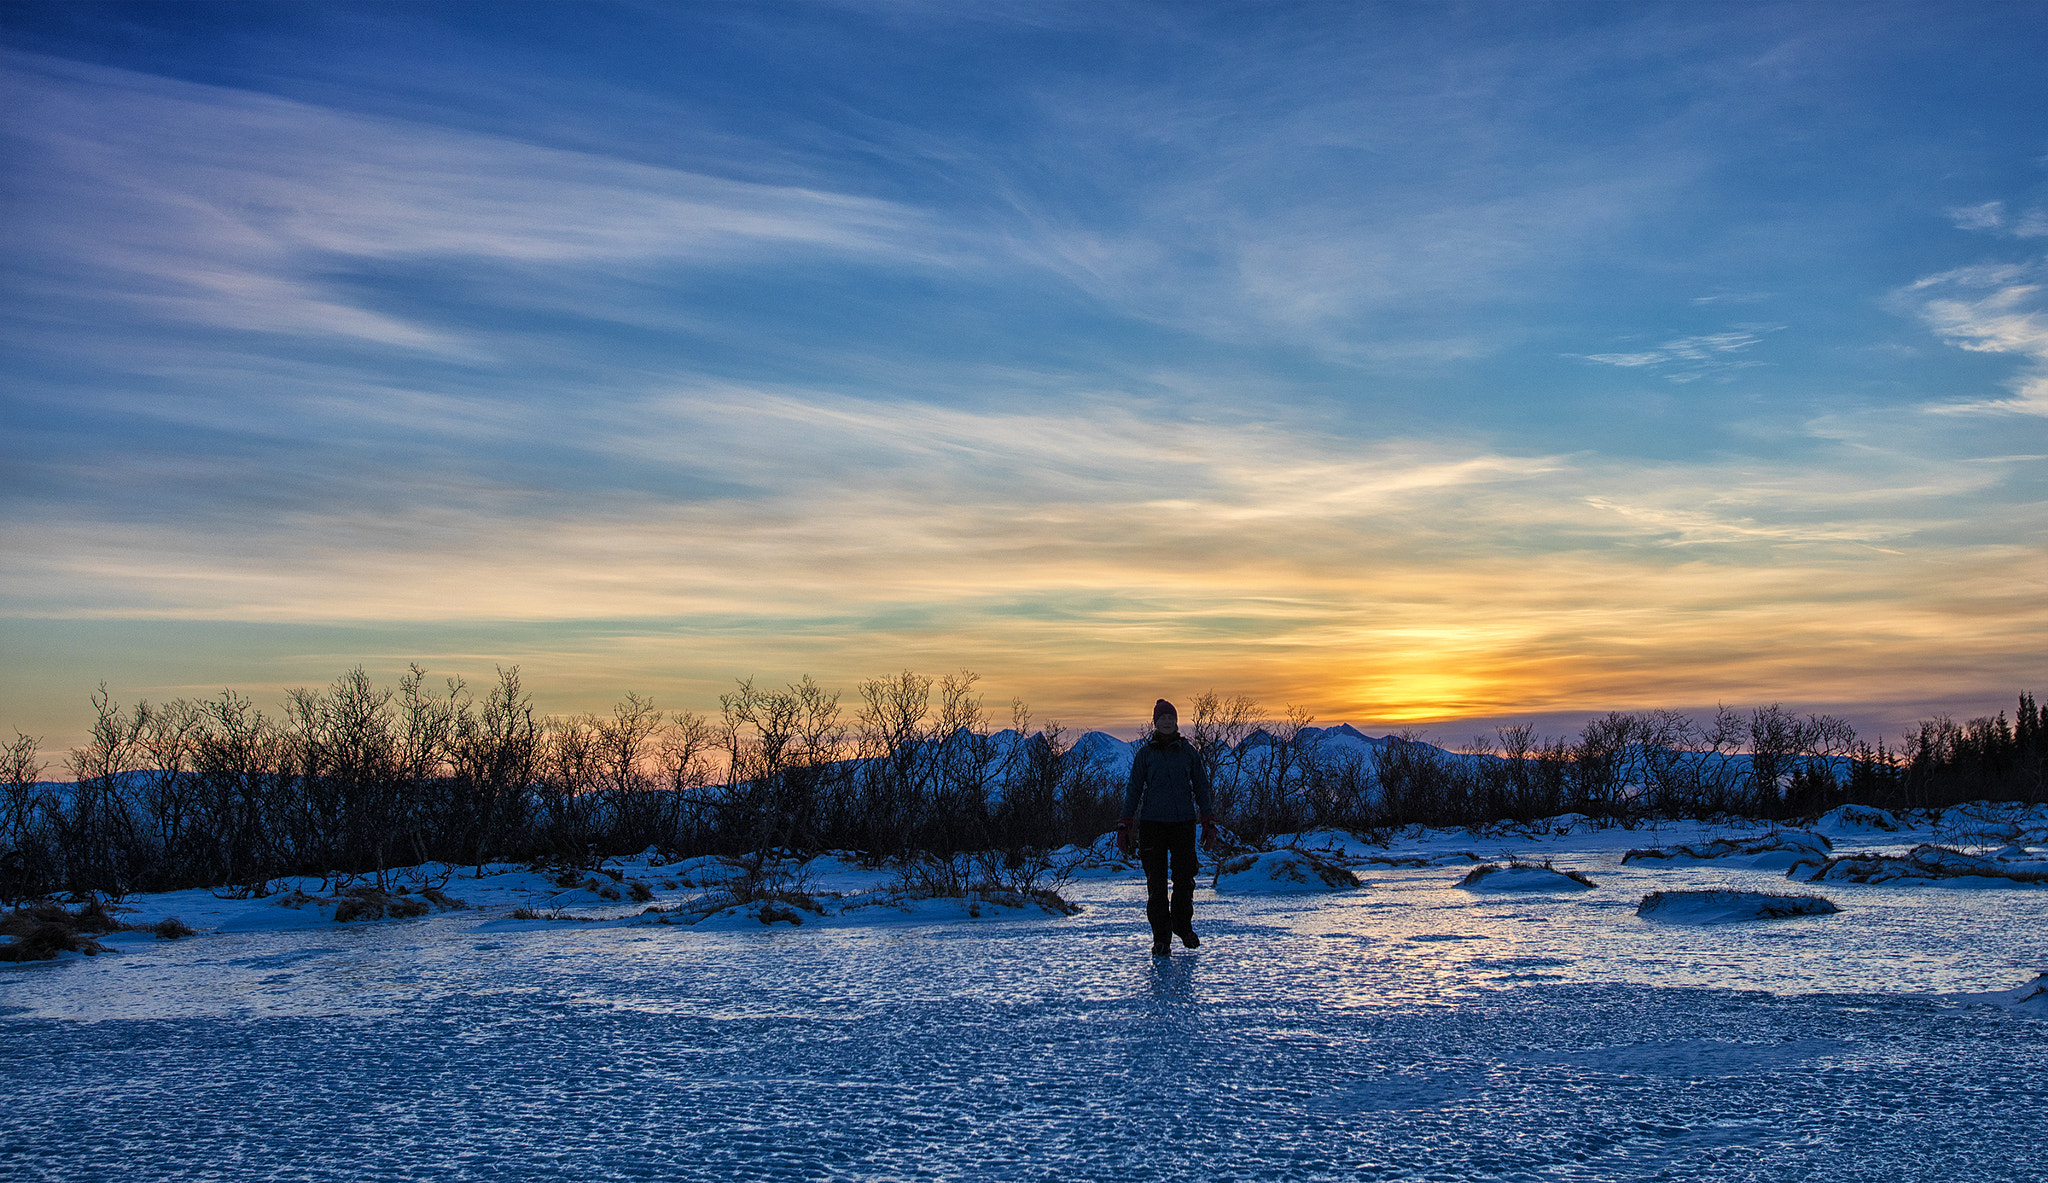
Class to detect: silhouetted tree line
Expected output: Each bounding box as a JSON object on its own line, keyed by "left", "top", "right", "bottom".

{"left": 1246, "top": 697, "right": 2041, "bottom": 840}
{"left": 0, "top": 668, "right": 1128, "bottom": 904}
{"left": 1, "top": 668, "right": 2040, "bottom": 903}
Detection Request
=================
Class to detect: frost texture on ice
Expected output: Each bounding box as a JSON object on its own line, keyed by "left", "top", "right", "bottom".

{"left": 10, "top": 818, "right": 2048, "bottom": 1180}
{"left": 1522, "top": 1037, "right": 1851, "bottom": 1076}
{"left": 1636, "top": 889, "right": 1840, "bottom": 924}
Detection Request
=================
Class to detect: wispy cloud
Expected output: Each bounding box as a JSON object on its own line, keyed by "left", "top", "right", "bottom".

{"left": 1901, "top": 258, "right": 2048, "bottom": 415}
{"left": 8, "top": 362, "right": 2041, "bottom": 733}
{"left": 1571, "top": 325, "right": 1784, "bottom": 382}
{"left": 1946, "top": 199, "right": 2048, "bottom": 238}
{"left": 1948, "top": 201, "right": 2008, "bottom": 232}
{"left": 869, "top": 13, "right": 1723, "bottom": 366}
{"left": 0, "top": 51, "right": 935, "bottom": 355}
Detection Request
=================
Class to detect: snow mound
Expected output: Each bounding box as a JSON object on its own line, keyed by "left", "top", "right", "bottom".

{"left": 1065, "top": 832, "right": 1137, "bottom": 876}
{"left": 1273, "top": 829, "right": 1378, "bottom": 859}
{"left": 1793, "top": 844, "right": 2048, "bottom": 887}
{"left": 262, "top": 885, "right": 470, "bottom": 923}
{"left": 834, "top": 886, "right": 1079, "bottom": 922}
{"left": 1457, "top": 863, "right": 1595, "bottom": 892}
{"left": 1623, "top": 831, "right": 1831, "bottom": 871}
{"left": 1947, "top": 973, "right": 2048, "bottom": 1018}
{"left": 1214, "top": 850, "right": 1361, "bottom": 893}
{"left": 666, "top": 855, "right": 751, "bottom": 887}
{"left": 1636, "top": 889, "right": 1839, "bottom": 924}
{"left": 795, "top": 853, "right": 893, "bottom": 893}
{"left": 1934, "top": 803, "right": 2048, "bottom": 846}
{"left": 669, "top": 894, "right": 823, "bottom": 929}
{"left": 1536, "top": 813, "right": 1596, "bottom": 835}
{"left": 1812, "top": 804, "right": 1905, "bottom": 835}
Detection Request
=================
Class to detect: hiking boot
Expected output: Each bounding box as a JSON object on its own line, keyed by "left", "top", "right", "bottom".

{"left": 1151, "top": 936, "right": 1172, "bottom": 957}
{"left": 1175, "top": 925, "right": 1200, "bottom": 949}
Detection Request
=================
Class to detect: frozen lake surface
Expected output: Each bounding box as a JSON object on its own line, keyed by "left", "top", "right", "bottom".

{"left": 5, "top": 819, "right": 2045, "bottom": 1181}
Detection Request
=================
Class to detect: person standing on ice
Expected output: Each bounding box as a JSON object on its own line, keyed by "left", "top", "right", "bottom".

{"left": 1117, "top": 698, "right": 1218, "bottom": 957}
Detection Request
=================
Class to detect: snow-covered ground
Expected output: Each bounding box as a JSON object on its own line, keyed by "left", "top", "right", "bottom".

{"left": 4, "top": 808, "right": 2044, "bottom": 1181}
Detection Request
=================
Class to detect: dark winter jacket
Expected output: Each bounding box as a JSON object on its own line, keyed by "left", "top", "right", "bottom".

{"left": 1122, "top": 735, "right": 1215, "bottom": 823}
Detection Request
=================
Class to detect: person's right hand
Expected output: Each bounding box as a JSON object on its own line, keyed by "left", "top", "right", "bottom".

{"left": 1115, "top": 819, "right": 1135, "bottom": 858}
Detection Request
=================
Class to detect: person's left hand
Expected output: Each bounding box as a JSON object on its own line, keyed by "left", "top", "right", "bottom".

{"left": 1199, "top": 818, "right": 1218, "bottom": 849}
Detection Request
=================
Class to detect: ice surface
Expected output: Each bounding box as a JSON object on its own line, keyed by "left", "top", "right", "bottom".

{"left": 6, "top": 821, "right": 2046, "bottom": 1181}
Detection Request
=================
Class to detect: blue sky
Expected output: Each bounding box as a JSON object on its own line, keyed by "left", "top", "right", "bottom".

{"left": 3, "top": 1, "right": 2045, "bottom": 748}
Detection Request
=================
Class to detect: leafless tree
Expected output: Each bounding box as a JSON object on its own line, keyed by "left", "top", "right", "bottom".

{"left": 1, "top": 732, "right": 48, "bottom": 905}
{"left": 191, "top": 690, "right": 288, "bottom": 893}
{"left": 1236, "top": 705, "right": 1317, "bottom": 838}
{"left": 1185, "top": 690, "right": 1259, "bottom": 817}
{"left": 720, "top": 675, "right": 844, "bottom": 863}
{"left": 62, "top": 686, "right": 146, "bottom": 897}
{"left": 449, "top": 666, "right": 540, "bottom": 873}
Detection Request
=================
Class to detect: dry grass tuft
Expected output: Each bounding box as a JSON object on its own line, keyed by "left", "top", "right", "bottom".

{"left": 419, "top": 887, "right": 469, "bottom": 911}
{"left": 333, "top": 888, "right": 432, "bottom": 923}
{"left": 0, "top": 901, "right": 133, "bottom": 960}
{"left": 1459, "top": 861, "right": 1596, "bottom": 888}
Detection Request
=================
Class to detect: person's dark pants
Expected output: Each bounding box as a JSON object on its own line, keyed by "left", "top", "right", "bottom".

{"left": 1138, "top": 819, "right": 1199, "bottom": 940}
